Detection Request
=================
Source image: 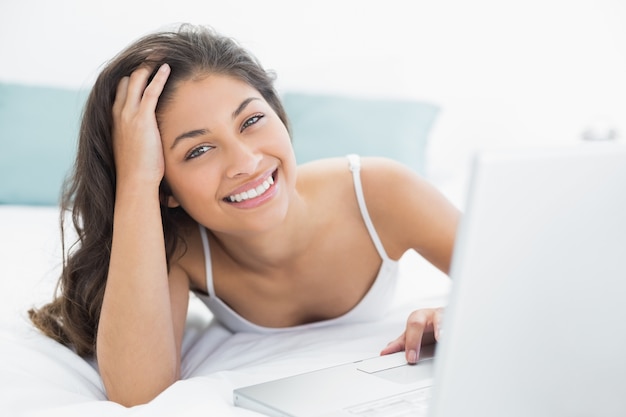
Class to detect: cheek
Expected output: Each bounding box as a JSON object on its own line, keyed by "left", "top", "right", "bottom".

{"left": 277, "top": 120, "right": 292, "bottom": 144}
{"left": 162, "top": 165, "right": 204, "bottom": 209}
{"left": 269, "top": 120, "right": 295, "bottom": 158}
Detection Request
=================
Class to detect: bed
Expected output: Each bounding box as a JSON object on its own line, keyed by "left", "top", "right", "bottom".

{"left": 0, "top": 82, "right": 457, "bottom": 416}
{"left": 0, "top": 205, "right": 452, "bottom": 416}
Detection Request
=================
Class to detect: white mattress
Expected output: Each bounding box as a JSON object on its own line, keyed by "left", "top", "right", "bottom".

{"left": 0, "top": 205, "right": 450, "bottom": 416}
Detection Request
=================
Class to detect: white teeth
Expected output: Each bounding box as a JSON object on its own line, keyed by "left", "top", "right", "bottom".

{"left": 227, "top": 174, "right": 274, "bottom": 203}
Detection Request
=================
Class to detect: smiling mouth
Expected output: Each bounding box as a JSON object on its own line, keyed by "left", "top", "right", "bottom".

{"left": 224, "top": 171, "right": 277, "bottom": 203}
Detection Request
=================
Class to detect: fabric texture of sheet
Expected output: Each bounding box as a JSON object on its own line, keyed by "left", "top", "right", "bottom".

{"left": 0, "top": 206, "right": 450, "bottom": 416}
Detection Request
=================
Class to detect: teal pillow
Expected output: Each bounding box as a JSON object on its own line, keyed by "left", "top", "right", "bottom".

{"left": 282, "top": 92, "right": 439, "bottom": 174}
{"left": 0, "top": 83, "right": 88, "bottom": 206}
{"left": 0, "top": 87, "right": 436, "bottom": 205}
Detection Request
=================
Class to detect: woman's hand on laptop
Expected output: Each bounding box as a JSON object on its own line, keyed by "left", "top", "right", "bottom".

{"left": 380, "top": 308, "right": 444, "bottom": 364}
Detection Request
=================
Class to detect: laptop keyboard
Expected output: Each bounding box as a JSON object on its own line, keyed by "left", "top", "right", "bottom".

{"left": 345, "top": 386, "right": 432, "bottom": 417}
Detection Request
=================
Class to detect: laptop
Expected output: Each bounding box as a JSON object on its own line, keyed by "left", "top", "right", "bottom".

{"left": 234, "top": 142, "right": 626, "bottom": 417}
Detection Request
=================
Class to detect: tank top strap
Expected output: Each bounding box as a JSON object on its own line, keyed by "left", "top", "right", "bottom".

{"left": 347, "top": 154, "right": 391, "bottom": 261}
{"left": 198, "top": 225, "right": 216, "bottom": 297}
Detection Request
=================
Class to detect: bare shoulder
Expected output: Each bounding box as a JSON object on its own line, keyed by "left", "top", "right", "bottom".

{"left": 358, "top": 156, "right": 432, "bottom": 199}
{"left": 295, "top": 156, "right": 404, "bottom": 187}
{"left": 294, "top": 155, "right": 437, "bottom": 210}
{"left": 296, "top": 157, "right": 354, "bottom": 179}
{"left": 296, "top": 157, "right": 356, "bottom": 196}
{"left": 295, "top": 156, "right": 458, "bottom": 271}
{"left": 358, "top": 157, "right": 460, "bottom": 270}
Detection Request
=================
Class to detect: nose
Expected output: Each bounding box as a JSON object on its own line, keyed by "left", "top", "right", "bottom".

{"left": 224, "top": 139, "right": 262, "bottom": 178}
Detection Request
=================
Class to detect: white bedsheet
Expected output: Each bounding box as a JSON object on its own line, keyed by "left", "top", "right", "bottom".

{"left": 0, "top": 205, "right": 450, "bottom": 416}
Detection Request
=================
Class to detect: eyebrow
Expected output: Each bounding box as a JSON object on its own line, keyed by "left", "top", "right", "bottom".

{"left": 170, "top": 129, "right": 208, "bottom": 150}
{"left": 170, "top": 97, "right": 261, "bottom": 150}
{"left": 232, "top": 97, "right": 260, "bottom": 120}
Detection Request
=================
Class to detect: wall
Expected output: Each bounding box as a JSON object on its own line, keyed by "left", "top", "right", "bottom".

{"left": 1, "top": 0, "right": 625, "bottom": 201}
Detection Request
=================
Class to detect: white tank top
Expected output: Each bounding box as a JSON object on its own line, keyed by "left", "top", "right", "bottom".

{"left": 194, "top": 154, "right": 400, "bottom": 333}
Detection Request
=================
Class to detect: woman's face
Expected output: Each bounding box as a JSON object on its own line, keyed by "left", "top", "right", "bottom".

{"left": 158, "top": 74, "right": 296, "bottom": 235}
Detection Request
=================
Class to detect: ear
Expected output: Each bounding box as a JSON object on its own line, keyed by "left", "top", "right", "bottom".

{"left": 158, "top": 180, "right": 180, "bottom": 208}
{"left": 166, "top": 195, "right": 181, "bottom": 208}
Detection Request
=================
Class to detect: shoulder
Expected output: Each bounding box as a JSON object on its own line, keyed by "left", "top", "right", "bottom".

{"left": 296, "top": 156, "right": 352, "bottom": 179}
{"left": 358, "top": 156, "right": 418, "bottom": 184}
{"left": 359, "top": 157, "right": 460, "bottom": 268}
{"left": 295, "top": 155, "right": 403, "bottom": 185}
{"left": 294, "top": 155, "right": 419, "bottom": 203}
{"left": 294, "top": 155, "right": 459, "bottom": 270}
{"left": 295, "top": 157, "right": 356, "bottom": 198}
{"left": 298, "top": 155, "right": 417, "bottom": 182}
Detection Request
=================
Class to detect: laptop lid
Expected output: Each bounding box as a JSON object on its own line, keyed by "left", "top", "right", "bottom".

{"left": 429, "top": 143, "right": 626, "bottom": 417}
{"left": 233, "top": 143, "right": 626, "bottom": 417}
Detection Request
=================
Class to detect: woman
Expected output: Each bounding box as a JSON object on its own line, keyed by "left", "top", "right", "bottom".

{"left": 29, "top": 23, "right": 459, "bottom": 406}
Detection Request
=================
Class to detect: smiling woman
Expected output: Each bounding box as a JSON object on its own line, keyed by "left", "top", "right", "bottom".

{"left": 158, "top": 74, "right": 294, "bottom": 223}
{"left": 27, "top": 23, "right": 459, "bottom": 407}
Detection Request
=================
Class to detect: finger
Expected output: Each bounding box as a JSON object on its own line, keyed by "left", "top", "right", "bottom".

{"left": 404, "top": 310, "right": 429, "bottom": 364}
{"left": 112, "top": 76, "right": 130, "bottom": 116}
{"left": 380, "top": 334, "right": 405, "bottom": 356}
{"left": 124, "top": 66, "right": 154, "bottom": 108}
{"left": 140, "top": 63, "right": 171, "bottom": 111}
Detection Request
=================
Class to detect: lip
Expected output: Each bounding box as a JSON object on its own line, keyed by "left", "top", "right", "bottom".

{"left": 224, "top": 168, "right": 276, "bottom": 197}
{"left": 223, "top": 168, "right": 278, "bottom": 208}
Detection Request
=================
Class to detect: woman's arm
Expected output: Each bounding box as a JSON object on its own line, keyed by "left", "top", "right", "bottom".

{"left": 98, "top": 185, "right": 189, "bottom": 406}
{"left": 359, "top": 157, "right": 459, "bottom": 363}
{"left": 96, "top": 64, "right": 189, "bottom": 406}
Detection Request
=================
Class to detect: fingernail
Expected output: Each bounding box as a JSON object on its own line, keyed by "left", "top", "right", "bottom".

{"left": 408, "top": 349, "right": 417, "bottom": 364}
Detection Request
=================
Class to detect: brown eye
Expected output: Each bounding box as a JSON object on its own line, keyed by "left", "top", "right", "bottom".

{"left": 186, "top": 145, "right": 212, "bottom": 160}
{"left": 241, "top": 114, "right": 264, "bottom": 131}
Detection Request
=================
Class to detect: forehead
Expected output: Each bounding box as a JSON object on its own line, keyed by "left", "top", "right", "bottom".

{"left": 158, "top": 74, "right": 263, "bottom": 133}
{"left": 166, "top": 74, "right": 260, "bottom": 109}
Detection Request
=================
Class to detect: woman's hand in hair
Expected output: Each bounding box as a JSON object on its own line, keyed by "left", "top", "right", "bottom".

{"left": 112, "top": 63, "right": 171, "bottom": 188}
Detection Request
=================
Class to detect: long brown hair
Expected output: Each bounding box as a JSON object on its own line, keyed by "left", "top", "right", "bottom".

{"left": 29, "top": 23, "right": 290, "bottom": 357}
